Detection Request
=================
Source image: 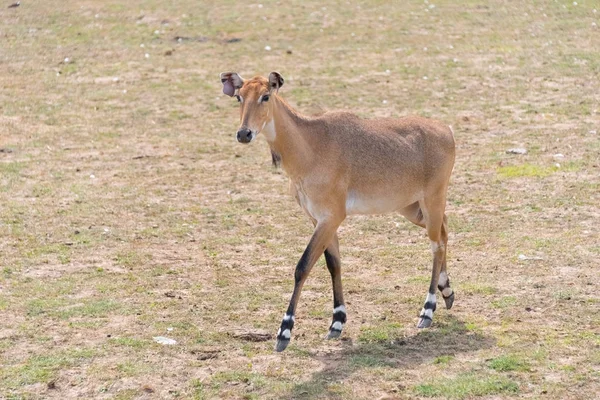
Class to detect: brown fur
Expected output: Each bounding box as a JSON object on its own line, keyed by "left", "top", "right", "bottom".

{"left": 221, "top": 72, "right": 456, "bottom": 351}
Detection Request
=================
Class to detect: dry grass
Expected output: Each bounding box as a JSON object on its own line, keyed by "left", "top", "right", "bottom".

{"left": 1, "top": 1, "right": 599, "bottom": 399}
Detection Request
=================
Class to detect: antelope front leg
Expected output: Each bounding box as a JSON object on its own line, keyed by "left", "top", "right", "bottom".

{"left": 275, "top": 219, "right": 341, "bottom": 352}
{"left": 324, "top": 234, "right": 346, "bottom": 339}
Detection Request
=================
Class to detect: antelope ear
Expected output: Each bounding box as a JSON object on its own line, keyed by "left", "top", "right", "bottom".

{"left": 220, "top": 72, "right": 244, "bottom": 97}
{"left": 268, "top": 71, "right": 284, "bottom": 93}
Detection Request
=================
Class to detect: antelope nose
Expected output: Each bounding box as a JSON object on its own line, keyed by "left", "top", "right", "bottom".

{"left": 236, "top": 128, "right": 253, "bottom": 143}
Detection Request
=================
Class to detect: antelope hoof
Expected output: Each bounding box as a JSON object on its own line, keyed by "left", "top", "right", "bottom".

{"left": 326, "top": 328, "right": 342, "bottom": 340}
{"left": 275, "top": 338, "right": 290, "bottom": 352}
{"left": 275, "top": 327, "right": 292, "bottom": 352}
{"left": 443, "top": 292, "right": 455, "bottom": 310}
{"left": 417, "top": 316, "right": 433, "bottom": 329}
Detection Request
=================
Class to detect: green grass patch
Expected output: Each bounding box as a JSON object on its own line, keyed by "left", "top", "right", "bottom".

{"left": 460, "top": 282, "right": 497, "bottom": 295}
{"left": 358, "top": 322, "right": 403, "bottom": 343}
{"left": 491, "top": 296, "right": 518, "bottom": 309}
{"left": 414, "top": 373, "right": 519, "bottom": 398}
{"left": 110, "top": 337, "right": 148, "bottom": 348}
{"left": 488, "top": 355, "right": 531, "bottom": 372}
{"left": 497, "top": 164, "right": 557, "bottom": 179}
{"left": 1, "top": 348, "right": 96, "bottom": 388}
{"left": 433, "top": 355, "right": 455, "bottom": 365}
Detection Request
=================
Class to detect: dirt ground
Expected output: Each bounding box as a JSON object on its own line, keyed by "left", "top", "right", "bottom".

{"left": 1, "top": 1, "right": 599, "bottom": 399}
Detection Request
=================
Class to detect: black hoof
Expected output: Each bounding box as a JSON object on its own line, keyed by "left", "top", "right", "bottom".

{"left": 275, "top": 338, "right": 290, "bottom": 352}
{"left": 417, "top": 317, "right": 433, "bottom": 329}
{"left": 443, "top": 292, "right": 455, "bottom": 310}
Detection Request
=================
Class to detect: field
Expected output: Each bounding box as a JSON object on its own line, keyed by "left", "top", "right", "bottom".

{"left": 1, "top": 1, "right": 599, "bottom": 399}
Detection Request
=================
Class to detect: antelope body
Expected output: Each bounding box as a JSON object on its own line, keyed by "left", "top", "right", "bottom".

{"left": 220, "top": 71, "right": 456, "bottom": 352}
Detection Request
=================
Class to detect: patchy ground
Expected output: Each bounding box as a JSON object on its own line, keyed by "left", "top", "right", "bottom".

{"left": 1, "top": 1, "right": 599, "bottom": 399}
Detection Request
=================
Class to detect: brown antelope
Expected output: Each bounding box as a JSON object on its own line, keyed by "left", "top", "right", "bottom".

{"left": 220, "top": 71, "right": 456, "bottom": 352}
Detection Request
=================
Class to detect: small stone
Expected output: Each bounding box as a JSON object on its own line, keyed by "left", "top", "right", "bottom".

{"left": 153, "top": 336, "right": 177, "bottom": 345}
{"left": 553, "top": 153, "right": 564, "bottom": 159}
{"left": 264, "top": 45, "right": 271, "bottom": 51}
{"left": 506, "top": 148, "right": 527, "bottom": 155}
{"left": 142, "top": 385, "right": 154, "bottom": 393}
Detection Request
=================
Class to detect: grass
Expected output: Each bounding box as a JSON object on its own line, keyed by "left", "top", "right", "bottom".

{"left": 1, "top": 0, "right": 599, "bottom": 399}
{"left": 414, "top": 373, "right": 519, "bottom": 399}
{"left": 488, "top": 355, "right": 531, "bottom": 372}
{"left": 497, "top": 164, "right": 558, "bottom": 179}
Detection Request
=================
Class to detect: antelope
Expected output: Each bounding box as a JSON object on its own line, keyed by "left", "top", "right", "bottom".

{"left": 220, "top": 71, "right": 456, "bottom": 352}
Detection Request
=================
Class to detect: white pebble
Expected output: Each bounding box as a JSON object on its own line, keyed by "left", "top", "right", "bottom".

{"left": 154, "top": 30, "right": 160, "bottom": 35}
{"left": 90, "top": 174, "right": 95, "bottom": 179}
{"left": 382, "top": 100, "right": 388, "bottom": 104}
{"left": 423, "top": 47, "right": 428, "bottom": 51}
{"left": 144, "top": 53, "right": 150, "bottom": 58}
{"left": 589, "top": 130, "right": 597, "bottom": 134}
{"left": 554, "top": 163, "right": 561, "bottom": 168}
{"left": 64, "top": 57, "right": 70, "bottom": 63}
{"left": 153, "top": 336, "right": 177, "bottom": 345}
{"left": 573, "top": 1, "right": 577, "bottom": 5}
{"left": 258, "top": 4, "right": 263, "bottom": 8}
{"left": 553, "top": 153, "right": 564, "bottom": 159}
{"left": 140, "top": 43, "right": 145, "bottom": 48}
{"left": 423, "top": 76, "right": 428, "bottom": 80}
{"left": 429, "top": 4, "right": 435, "bottom": 9}
{"left": 385, "top": 69, "right": 391, "bottom": 74}
{"left": 264, "top": 45, "right": 271, "bottom": 51}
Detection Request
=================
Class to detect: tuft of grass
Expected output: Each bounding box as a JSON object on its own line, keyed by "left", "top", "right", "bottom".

{"left": 491, "top": 296, "right": 518, "bottom": 309}
{"left": 460, "top": 282, "right": 497, "bottom": 295}
{"left": 1, "top": 348, "right": 96, "bottom": 388}
{"left": 488, "top": 355, "right": 531, "bottom": 372}
{"left": 497, "top": 164, "right": 557, "bottom": 179}
{"left": 414, "top": 373, "right": 519, "bottom": 399}
{"left": 433, "top": 355, "right": 455, "bottom": 365}
{"left": 358, "top": 322, "right": 402, "bottom": 343}
{"left": 110, "top": 337, "right": 148, "bottom": 348}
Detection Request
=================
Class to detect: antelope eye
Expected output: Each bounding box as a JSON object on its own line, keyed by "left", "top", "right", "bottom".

{"left": 262, "top": 95, "right": 270, "bottom": 102}
{"left": 235, "top": 95, "right": 241, "bottom": 102}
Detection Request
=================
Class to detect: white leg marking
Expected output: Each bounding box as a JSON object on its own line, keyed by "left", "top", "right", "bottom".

{"left": 281, "top": 329, "right": 291, "bottom": 339}
{"left": 277, "top": 328, "right": 281, "bottom": 336}
{"left": 420, "top": 292, "right": 436, "bottom": 318}
{"left": 425, "top": 292, "right": 436, "bottom": 304}
{"left": 333, "top": 305, "right": 346, "bottom": 314}
{"left": 439, "top": 271, "right": 448, "bottom": 287}
{"left": 283, "top": 314, "right": 295, "bottom": 322}
{"left": 420, "top": 308, "right": 434, "bottom": 318}
{"left": 331, "top": 321, "right": 343, "bottom": 331}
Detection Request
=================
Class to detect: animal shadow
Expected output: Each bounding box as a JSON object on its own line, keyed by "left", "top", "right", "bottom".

{"left": 288, "top": 315, "right": 495, "bottom": 399}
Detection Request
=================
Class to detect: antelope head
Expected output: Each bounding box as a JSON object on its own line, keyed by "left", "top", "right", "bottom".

{"left": 220, "top": 71, "right": 284, "bottom": 144}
